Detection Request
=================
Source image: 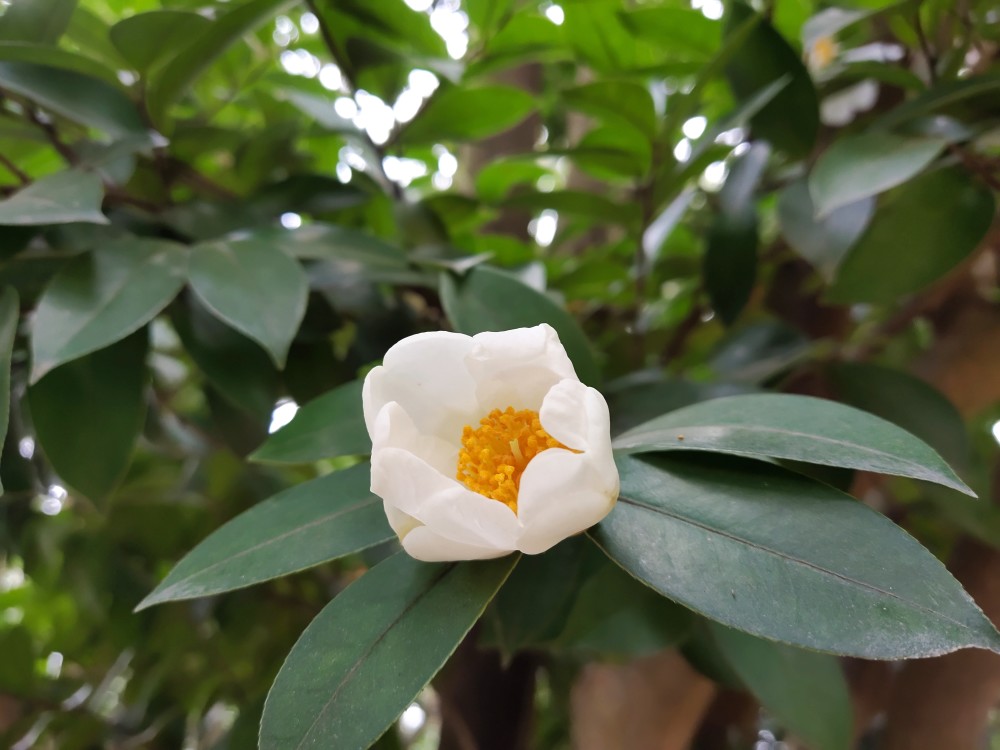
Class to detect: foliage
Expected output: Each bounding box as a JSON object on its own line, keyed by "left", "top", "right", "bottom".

{"left": 0, "top": 0, "right": 999, "bottom": 748}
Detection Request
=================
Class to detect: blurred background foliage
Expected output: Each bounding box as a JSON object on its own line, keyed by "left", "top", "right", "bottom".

{"left": 0, "top": 0, "right": 999, "bottom": 747}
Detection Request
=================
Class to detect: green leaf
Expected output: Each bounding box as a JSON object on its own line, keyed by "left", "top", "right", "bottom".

{"left": 30, "top": 239, "right": 187, "bottom": 383}
{"left": 135, "top": 463, "right": 392, "bottom": 609}
{"left": 592, "top": 453, "right": 1000, "bottom": 658}
{"left": 724, "top": 2, "right": 819, "bottom": 159}
{"left": 777, "top": 179, "right": 874, "bottom": 280}
{"left": 259, "top": 553, "right": 517, "bottom": 750}
{"left": 873, "top": 73, "right": 1000, "bottom": 131}
{"left": 704, "top": 211, "right": 757, "bottom": 326}
{"left": 146, "top": 0, "right": 297, "bottom": 129}
{"left": 269, "top": 225, "right": 408, "bottom": 270}
{"left": 0, "top": 287, "right": 17, "bottom": 495}
{"left": 0, "top": 0, "right": 76, "bottom": 44}
{"left": 0, "top": 170, "right": 106, "bottom": 226}
{"left": 810, "top": 133, "right": 947, "bottom": 217}
{"left": 562, "top": 81, "right": 657, "bottom": 140}
{"left": 0, "top": 42, "right": 121, "bottom": 86}
{"left": 252, "top": 380, "right": 370, "bottom": 464}
{"left": 440, "top": 265, "right": 601, "bottom": 386}
{"left": 828, "top": 363, "right": 971, "bottom": 475}
{"left": 188, "top": 237, "right": 308, "bottom": 369}
{"left": 29, "top": 330, "right": 147, "bottom": 502}
{"left": 828, "top": 167, "right": 994, "bottom": 304}
{"left": 709, "top": 623, "right": 853, "bottom": 750}
{"left": 500, "top": 189, "right": 641, "bottom": 227}
{"left": 170, "top": 293, "right": 280, "bottom": 418}
{"left": 475, "top": 157, "right": 550, "bottom": 203}
{"left": 613, "top": 392, "right": 973, "bottom": 495}
{"left": 110, "top": 10, "right": 212, "bottom": 74}
{"left": 396, "top": 85, "right": 535, "bottom": 145}
{"left": 619, "top": 7, "right": 720, "bottom": 58}
{"left": 0, "top": 61, "right": 145, "bottom": 138}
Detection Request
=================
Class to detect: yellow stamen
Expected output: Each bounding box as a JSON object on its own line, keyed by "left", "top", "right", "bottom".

{"left": 456, "top": 406, "right": 568, "bottom": 513}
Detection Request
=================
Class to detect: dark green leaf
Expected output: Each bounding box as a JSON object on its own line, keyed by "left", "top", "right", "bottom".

{"left": 704, "top": 210, "right": 757, "bottom": 326}
{"left": 110, "top": 10, "right": 211, "bottom": 74}
{"left": 0, "top": 287, "right": 17, "bottom": 495}
{"left": 146, "top": 0, "right": 297, "bottom": 128}
{"left": 259, "top": 553, "right": 517, "bottom": 750}
{"left": 708, "top": 320, "right": 810, "bottom": 383}
{"left": 0, "top": 42, "right": 121, "bottom": 85}
{"left": 828, "top": 363, "right": 971, "bottom": 474}
{"left": 613, "top": 392, "right": 973, "bottom": 495}
{"left": 188, "top": 237, "right": 308, "bottom": 369}
{"left": 0, "top": 61, "right": 145, "bottom": 138}
{"left": 0, "top": 0, "right": 76, "bottom": 44}
{"left": 724, "top": 3, "right": 819, "bottom": 159}
{"left": 0, "top": 170, "right": 106, "bottom": 226}
{"left": 135, "top": 463, "right": 392, "bottom": 609}
{"left": 251, "top": 380, "right": 370, "bottom": 464}
{"left": 29, "top": 330, "right": 147, "bottom": 502}
{"left": 30, "top": 238, "right": 187, "bottom": 382}
{"left": 828, "top": 167, "right": 994, "bottom": 304}
{"left": 873, "top": 73, "right": 1000, "bottom": 131}
{"left": 440, "top": 265, "right": 600, "bottom": 386}
{"left": 170, "top": 293, "right": 280, "bottom": 418}
{"left": 500, "top": 189, "right": 640, "bottom": 227}
{"left": 397, "top": 86, "right": 535, "bottom": 145}
{"left": 777, "top": 179, "right": 874, "bottom": 280}
{"left": 709, "top": 623, "right": 853, "bottom": 750}
{"left": 592, "top": 453, "right": 1000, "bottom": 658}
{"left": 269, "top": 225, "right": 408, "bottom": 270}
{"left": 810, "top": 133, "right": 947, "bottom": 217}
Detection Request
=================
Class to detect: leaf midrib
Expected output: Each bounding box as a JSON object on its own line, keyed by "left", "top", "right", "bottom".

{"left": 617, "top": 493, "right": 980, "bottom": 636}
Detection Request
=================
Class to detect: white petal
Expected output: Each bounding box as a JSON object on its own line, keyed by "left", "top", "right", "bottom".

{"left": 382, "top": 499, "right": 421, "bottom": 540}
{"left": 466, "top": 324, "right": 578, "bottom": 412}
{"left": 369, "top": 401, "right": 457, "bottom": 475}
{"left": 363, "top": 331, "right": 480, "bottom": 443}
{"left": 401, "top": 526, "right": 511, "bottom": 562}
{"left": 514, "top": 449, "right": 618, "bottom": 554}
{"left": 515, "top": 381, "right": 619, "bottom": 554}
{"left": 371, "top": 446, "right": 521, "bottom": 551}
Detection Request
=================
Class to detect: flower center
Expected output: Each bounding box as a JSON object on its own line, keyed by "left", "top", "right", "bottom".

{"left": 456, "top": 406, "right": 567, "bottom": 512}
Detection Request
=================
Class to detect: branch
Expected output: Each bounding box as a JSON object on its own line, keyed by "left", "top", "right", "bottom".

{"left": 0, "top": 152, "right": 29, "bottom": 184}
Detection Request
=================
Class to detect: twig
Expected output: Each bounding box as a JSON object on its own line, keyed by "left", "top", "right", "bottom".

{"left": 912, "top": 11, "right": 938, "bottom": 83}
{"left": 0, "top": 152, "right": 29, "bottom": 184}
{"left": 24, "top": 105, "right": 78, "bottom": 166}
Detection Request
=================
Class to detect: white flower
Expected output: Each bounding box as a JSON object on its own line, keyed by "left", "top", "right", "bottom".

{"left": 362, "top": 324, "right": 619, "bottom": 562}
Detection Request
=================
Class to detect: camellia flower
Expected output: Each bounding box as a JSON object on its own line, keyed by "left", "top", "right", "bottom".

{"left": 362, "top": 323, "right": 620, "bottom": 562}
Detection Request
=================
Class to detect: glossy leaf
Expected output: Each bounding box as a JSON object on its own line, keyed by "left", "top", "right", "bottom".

{"left": 704, "top": 211, "right": 757, "bottom": 326}
{"left": 270, "top": 225, "right": 408, "bottom": 270}
{"left": 777, "top": 179, "right": 874, "bottom": 280}
{"left": 136, "top": 463, "right": 392, "bottom": 609}
{"left": 592, "top": 453, "right": 1000, "bottom": 658}
{"left": 829, "top": 167, "right": 994, "bottom": 304}
{"left": 613, "top": 392, "right": 973, "bottom": 495}
{"left": 0, "top": 61, "right": 145, "bottom": 138}
{"left": 29, "top": 330, "right": 147, "bottom": 502}
{"left": 259, "top": 553, "right": 517, "bottom": 750}
{"left": 252, "top": 380, "right": 370, "bottom": 464}
{"left": 146, "top": 0, "right": 297, "bottom": 128}
{"left": 396, "top": 85, "right": 535, "bottom": 145}
{"left": 810, "top": 133, "right": 947, "bottom": 217}
{"left": 0, "top": 170, "right": 107, "bottom": 226}
{"left": 724, "top": 3, "right": 819, "bottom": 159}
{"left": 709, "top": 623, "right": 853, "bottom": 750}
{"left": 440, "top": 265, "right": 600, "bottom": 386}
{"left": 0, "top": 0, "right": 76, "bottom": 44}
{"left": 110, "top": 10, "right": 211, "bottom": 74}
{"left": 188, "top": 237, "right": 308, "bottom": 369}
{"left": 0, "top": 287, "right": 17, "bottom": 495}
{"left": 30, "top": 238, "right": 187, "bottom": 383}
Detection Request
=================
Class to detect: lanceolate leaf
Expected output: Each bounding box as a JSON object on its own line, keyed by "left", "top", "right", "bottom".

{"left": 136, "top": 463, "right": 392, "bottom": 609}
{"left": 809, "top": 133, "right": 947, "bottom": 217}
{"left": 188, "top": 237, "right": 308, "bottom": 369}
{"left": 396, "top": 85, "right": 536, "bottom": 145}
{"left": 0, "top": 287, "right": 18, "bottom": 495}
{"left": 146, "top": 0, "right": 297, "bottom": 128}
{"left": 259, "top": 553, "right": 517, "bottom": 750}
{"left": 441, "top": 265, "right": 600, "bottom": 386}
{"left": 0, "top": 0, "right": 76, "bottom": 44}
{"left": 709, "top": 623, "right": 853, "bottom": 750}
{"left": 251, "top": 380, "right": 370, "bottom": 464}
{"left": 592, "top": 453, "right": 1000, "bottom": 658}
{"left": 0, "top": 171, "right": 107, "bottom": 226}
{"left": 613, "top": 393, "right": 973, "bottom": 495}
{"left": 29, "top": 330, "right": 147, "bottom": 502}
{"left": 109, "top": 10, "right": 211, "bottom": 74}
{"left": 828, "top": 167, "right": 994, "bottom": 304}
{"left": 30, "top": 239, "right": 187, "bottom": 383}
